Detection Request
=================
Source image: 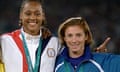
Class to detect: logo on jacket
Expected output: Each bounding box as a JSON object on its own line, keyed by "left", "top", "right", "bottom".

{"left": 47, "top": 48, "right": 56, "bottom": 57}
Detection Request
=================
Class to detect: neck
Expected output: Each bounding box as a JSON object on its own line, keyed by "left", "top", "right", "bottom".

{"left": 27, "top": 31, "right": 40, "bottom": 36}
{"left": 23, "top": 29, "right": 40, "bottom": 36}
{"left": 69, "top": 50, "right": 84, "bottom": 58}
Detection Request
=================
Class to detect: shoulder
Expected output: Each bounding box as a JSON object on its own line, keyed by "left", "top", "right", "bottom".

{"left": 55, "top": 49, "right": 65, "bottom": 65}
{"left": 1, "top": 29, "right": 20, "bottom": 41}
{"left": 55, "top": 54, "right": 64, "bottom": 71}
{"left": 50, "top": 36, "right": 58, "bottom": 40}
{"left": 93, "top": 53, "right": 120, "bottom": 59}
{"left": 56, "top": 54, "right": 64, "bottom": 62}
{"left": 1, "top": 32, "right": 11, "bottom": 40}
{"left": 47, "top": 36, "right": 59, "bottom": 43}
{"left": 92, "top": 53, "right": 120, "bottom": 72}
{"left": 92, "top": 53, "right": 120, "bottom": 64}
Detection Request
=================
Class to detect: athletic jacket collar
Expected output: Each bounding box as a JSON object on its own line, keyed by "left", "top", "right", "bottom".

{"left": 61, "top": 45, "right": 92, "bottom": 64}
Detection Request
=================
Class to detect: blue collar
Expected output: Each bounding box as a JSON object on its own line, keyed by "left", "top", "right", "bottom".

{"left": 61, "top": 45, "right": 92, "bottom": 67}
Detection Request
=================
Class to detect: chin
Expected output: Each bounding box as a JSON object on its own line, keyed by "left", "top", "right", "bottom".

{"left": 72, "top": 49, "right": 79, "bottom": 52}
{"left": 29, "top": 27, "right": 39, "bottom": 31}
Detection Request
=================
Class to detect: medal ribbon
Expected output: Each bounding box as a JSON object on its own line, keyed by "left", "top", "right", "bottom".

{"left": 21, "top": 32, "right": 42, "bottom": 72}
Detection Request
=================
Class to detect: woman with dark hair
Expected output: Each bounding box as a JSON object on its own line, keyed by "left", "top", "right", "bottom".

{"left": 1, "top": 0, "right": 60, "bottom": 72}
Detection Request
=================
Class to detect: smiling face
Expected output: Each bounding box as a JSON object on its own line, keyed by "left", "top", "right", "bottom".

{"left": 20, "top": 1, "right": 44, "bottom": 35}
{"left": 64, "top": 25, "right": 87, "bottom": 56}
{"left": 58, "top": 17, "right": 93, "bottom": 58}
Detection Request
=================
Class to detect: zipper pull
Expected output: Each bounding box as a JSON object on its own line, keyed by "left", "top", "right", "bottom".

{"left": 74, "top": 65, "right": 77, "bottom": 72}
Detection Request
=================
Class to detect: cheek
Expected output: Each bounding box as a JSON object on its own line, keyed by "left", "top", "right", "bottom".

{"left": 37, "top": 18, "right": 43, "bottom": 24}
{"left": 20, "top": 13, "right": 27, "bottom": 19}
{"left": 65, "top": 39, "right": 72, "bottom": 46}
{"left": 79, "top": 40, "right": 87, "bottom": 46}
{"left": 22, "top": 22, "right": 27, "bottom": 27}
{"left": 21, "top": 17, "right": 28, "bottom": 24}
{"left": 78, "top": 38, "right": 86, "bottom": 44}
{"left": 64, "top": 37, "right": 69, "bottom": 45}
{"left": 64, "top": 37, "right": 70, "bottom": 42}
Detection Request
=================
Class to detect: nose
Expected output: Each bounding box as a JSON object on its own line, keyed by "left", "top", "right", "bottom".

{"left": 30, "top": 14, "right": 36, "bottom": 20}
{"left": 71, "top": 36, "right": 77, "bottom": 43}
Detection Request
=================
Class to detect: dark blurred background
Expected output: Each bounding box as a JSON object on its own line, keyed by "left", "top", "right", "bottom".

{"left": 0, "top": 0, "right": 120, "bottom": 54}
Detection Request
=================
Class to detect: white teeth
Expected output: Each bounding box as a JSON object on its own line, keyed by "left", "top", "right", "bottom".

{"left": 29, "top": 23, "right": 36, "bottom": 25}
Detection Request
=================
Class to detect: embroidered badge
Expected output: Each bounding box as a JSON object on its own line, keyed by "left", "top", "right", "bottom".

{"left": 47, "top": 48, "right": 56, "bottom": 57}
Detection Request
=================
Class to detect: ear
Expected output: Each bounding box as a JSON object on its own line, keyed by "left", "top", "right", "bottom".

{"left": 19, "top": 12, "right": 23, "bottom": 20}
{"left": 42, "top": 13, "right": 46, "bottom": 22}
{"left": 19, "top": 12, "right": 23, "bottom": 26}
{"left": 63, "top": 37, "right": 67, "bottom": 42}
{"left": 40, "top": 13, "right": 46, "bottom": 26}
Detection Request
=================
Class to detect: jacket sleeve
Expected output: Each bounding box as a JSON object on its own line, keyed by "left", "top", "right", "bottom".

{"left": 105, "top": 54, "right": 120, "bottom": 72}
{"left": 94, "top": 53, "right": 120, "bottom": 72}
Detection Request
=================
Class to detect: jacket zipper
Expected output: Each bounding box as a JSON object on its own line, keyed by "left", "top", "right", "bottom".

{"left": 74, "top": 65, "right": 77, "bottom": 72}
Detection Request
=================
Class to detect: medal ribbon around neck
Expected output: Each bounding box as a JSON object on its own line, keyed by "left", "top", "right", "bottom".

{"left": 21, "top": 32, "right": 42, "bottom": 72}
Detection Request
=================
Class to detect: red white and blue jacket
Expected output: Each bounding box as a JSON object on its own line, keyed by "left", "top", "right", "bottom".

{"left": 1, "top": 29, "right": 61, "bottom": 72}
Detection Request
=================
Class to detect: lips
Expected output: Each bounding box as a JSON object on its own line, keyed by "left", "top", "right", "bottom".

{"left": 70, "top": 45, "right": 78, "bottom": 48}
{"left": 29, "top": 22, "right": 37, "bottom": 25}
{"left": 27, "top": 20, "right": 38, "bottom": 25}
{"left": 70, "top": 43, "right": 80, "bottom": 49}
{"left": 28, "top": 21, "right": 38, "bottom": 26}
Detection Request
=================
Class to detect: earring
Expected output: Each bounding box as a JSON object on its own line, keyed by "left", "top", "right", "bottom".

{"left": 19, "top": 19, "right": 22, "bottom": 26}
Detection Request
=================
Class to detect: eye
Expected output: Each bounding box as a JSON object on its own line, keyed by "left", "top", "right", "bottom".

{"left": 66, "top": 34, "right": 73, "bottom": 38}
{"left": 76, "top": 33, "right": 81, "bottom": 37}
{"left": 35, "top": 11, "right": 41, "bottom": 16}
{"left": 24, "top": 11, "right": 31, "bottom": 16}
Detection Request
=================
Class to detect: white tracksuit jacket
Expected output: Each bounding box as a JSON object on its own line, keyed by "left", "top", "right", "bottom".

{"left": 1, "top": 29, "right": 61, "bottom": 72}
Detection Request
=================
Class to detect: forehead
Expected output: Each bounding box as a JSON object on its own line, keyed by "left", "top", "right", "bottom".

{"left": 23, "top": 1, "right": 42, "bottom": 11}
{"left": 65, "top": 25, "right": 84, "bottom": 33}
